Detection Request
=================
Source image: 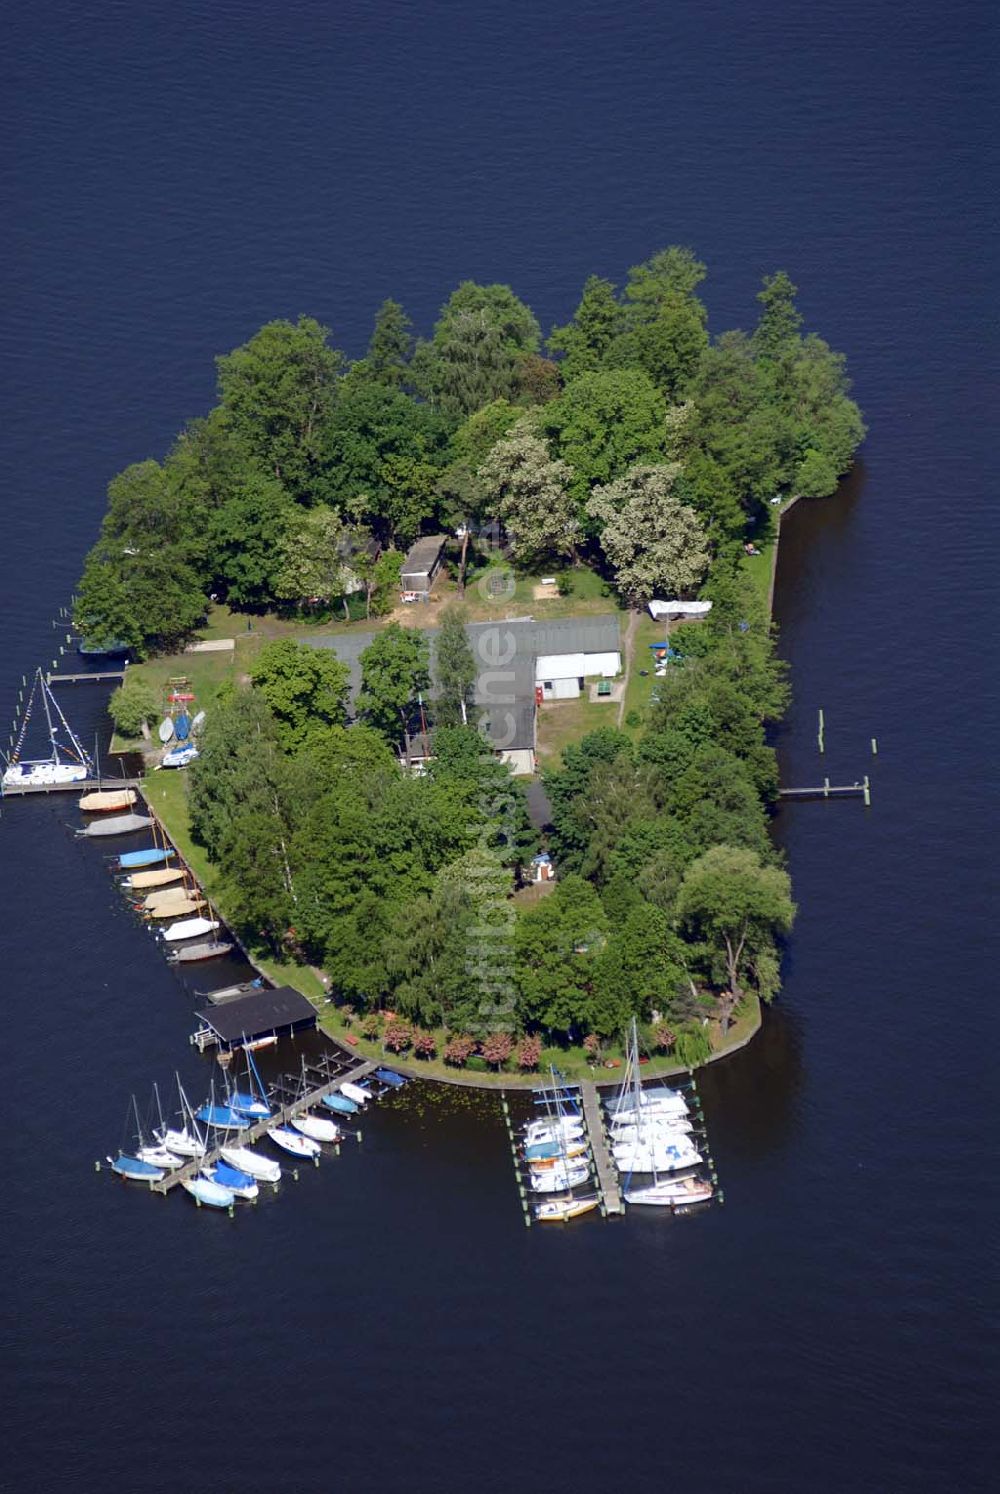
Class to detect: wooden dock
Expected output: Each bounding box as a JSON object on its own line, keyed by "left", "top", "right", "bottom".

{"left": 46, "top": 670, "right": 126, "bottom": 685}
{"left": 580, "top": 1081, "right": 623, "bottom": 1216}
{"left": 779, "top": 775, "right": 870, "bottom": 804}
{"left": 150, "top": 1058, "right": 379, "bottom": 1194}
{"left": 1, "top": 776, "right": 141, "bottom": 798}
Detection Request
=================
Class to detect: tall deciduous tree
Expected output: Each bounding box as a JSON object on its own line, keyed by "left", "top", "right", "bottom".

{"left": 250, "top": 638, "right": 351, "bottom": 752}
{"left": 216, "top": 316, "right": 342, "bottom": 501}
{"left": 752, "top": 270, "right": 803, "bottom": 361}
{"left": 272, "top": 505, "right": 351, "bottom": 608}
{"left": 587, "top": 463, "right": 710, "bottom": 602}
{"left": 434, "top": 605, "right": 476, "bottom": 726}
{"left": 357, "top": 624, "right": 431, "bottom": 744}
{"left": 413, "top": 282, "right": 540, "bottom": 418}
{"left": 675, "top": 844, "right": 794, "bottom": 1024}
{"left": 478, "top": 425, "right": 581, "bottom": 565}
{"left": 542, "top": 368, "right": 666, "bottom": 507}
{"left": 208, "top": 471, "right": 293, "bottom": 609}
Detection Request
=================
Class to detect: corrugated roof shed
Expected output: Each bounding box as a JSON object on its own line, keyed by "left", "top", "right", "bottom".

{"left": 195, "top": 986, "right": 317, "bottom": 1048}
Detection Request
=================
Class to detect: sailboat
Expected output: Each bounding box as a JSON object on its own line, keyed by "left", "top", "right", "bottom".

{"left": 155, "top": 1079, "right": 207, "bottom": 1159}
{"left": 119, "top": 846, "right": 175, "bottom": 869}
{"left": 291, "top": 1111, "right": 340, "bottom": 1143}
{"left": 159, "top": 743, "right": 198, "bottom": 770}
{"left": 612, "top": 1021, "right": 712, "bottom": 1206}
{"left": 108, "top": 1096, "right": 170, "bottom": 1182}
{"left": 181, "top": 1175, "right": 235, "bottom": 1209}
{"left": 267, "top": 1125, "right": 320, "bottom": 1158}
{"left": 339, "top": 1081, "right": 372, "bottom": 1106}
{"left": 2, "top": 669, "right": 93, "bottom": 787}
{"left": 228, "top": 1051, "right": 272, "bottom": 1120}
{"left": 204, "top": 1160, "right": 258, "bottom": 1201}
{"left": 321, "top": 1092, "right": 358, "bottom": 1115}
{"left": 535, "top": 1194, "right": 600, "bottom": 1222}
{"left": 195, "top": 1079, "right": 251, "bottom": 1131}
{"left": 143, "top": 894, "right": 206, "bottom": 920}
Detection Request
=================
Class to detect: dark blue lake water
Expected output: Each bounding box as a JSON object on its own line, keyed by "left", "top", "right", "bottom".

{"left": 1, "top": 2, "right": 995, "bottom": 1489}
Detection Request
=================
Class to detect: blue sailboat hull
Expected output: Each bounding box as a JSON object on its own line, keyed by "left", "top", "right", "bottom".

{"left": 118, "top": 847, "right": 176, "bottom": 869}
{"left": 375, "top": 1068, "right": 406, "bottom": 1088}
{"left": 111, "top": 1154, "right": 163, "bottom": 1181}
{"left": 195, "top": 1104, "right": 250, "bottom": 1130}
{"left": 322, "top": 1093, "right": 358, "bottom": 1114}
{"left": 229, "top": 1090, "right": 271, "bottom": 1119}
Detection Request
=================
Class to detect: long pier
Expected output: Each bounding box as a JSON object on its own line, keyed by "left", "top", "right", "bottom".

{"left": 779, "top": 776, "right": 870, "bottom": 804}
{"left": 46, "top": 670, "right": 126, "bottom": 685}
{"left": 151, "top": 1058, "right": 379, "bottom": 1194}
{"left": 580, "top": 1081, "right": 623, "bottom": 1216}
{"left": 1, "top": 776, "right": 141, "bottom": 798}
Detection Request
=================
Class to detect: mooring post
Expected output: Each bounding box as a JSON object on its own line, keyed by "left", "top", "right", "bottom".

{"left": 863, "top": 775, "right": 871, "bottom": 807}
{"left": 818, "top": 707, "right": 825, "bottom": 753}
{"left": 871, "top": 737, "right": 878, "bottom": 756}
{"left": 824, "top": 777, "right": 830, "bottom": 797}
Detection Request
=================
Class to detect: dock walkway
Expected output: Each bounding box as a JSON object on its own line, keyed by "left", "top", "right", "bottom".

{"left": 1, "top": 777, "right": 141, "bottom": 798}
{"left": 580, "top": 1081, "right": 623, "bottom": 1216}
{"left": 151, "top": 1059, "right": 378, "bottom": 1194}
{"left": 46, "top": 670, "right": 126, "bottom": 685}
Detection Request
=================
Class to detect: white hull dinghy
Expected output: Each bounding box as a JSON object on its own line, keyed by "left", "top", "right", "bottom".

{"left": 220, "top": 1146, "right": 281, "bottom": 1184}
{"left": 290, "top": 1111, "right": 340, "bottom": 1144}
{"left": 267, "top": 1125, "right": 320, "bottom": 1159}
{"left": 162, "top": 916, "right": 219, "bottom": 943}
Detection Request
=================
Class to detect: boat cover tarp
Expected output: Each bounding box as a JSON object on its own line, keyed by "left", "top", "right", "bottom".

{"left": 174, "top": 713, "right": 191, "bottom": 740}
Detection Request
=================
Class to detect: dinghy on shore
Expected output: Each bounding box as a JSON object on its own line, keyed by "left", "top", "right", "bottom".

{"left": 79, "top": 788, "right": 136, "bottom": 813}
{"left": 126, "top": 867, "right": 185, "bottom": 890}
{"left": 168, "top": 940, "right": 233, "bottom": 963}
{"left": 119, "top": 846, "right": 175, "bottom": 869}
{"left": 78, "top": 812, "right": 152, "bottom": 838}
{"left": 162, "top": 916, "right": 218, "bottom": 943}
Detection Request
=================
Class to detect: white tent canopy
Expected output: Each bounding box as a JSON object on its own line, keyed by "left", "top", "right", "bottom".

{"left": 647, "top": 599, "right": 713, "bottom": 620}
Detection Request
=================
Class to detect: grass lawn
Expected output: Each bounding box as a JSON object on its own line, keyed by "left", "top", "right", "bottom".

{"left": 535, "top": 694, "right": 618, "bottom": 769}
{"left": 621, "top": 611, "right": 677, "bottom": 737}
{"left": 742, "top": 541, "right": 776, "bottom": 610}
{"left": 109, "top": 647, "right": 240, "bottom": 752}
{"left": 449, "top": 559, "right": 622, "bottom": 623}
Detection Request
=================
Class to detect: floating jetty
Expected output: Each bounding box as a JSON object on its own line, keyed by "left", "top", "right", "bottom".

{"left": 46, "top": 670, "right": 127, "bottom": 685}
{"left": 150, "top": 1057, "right": 380, "bottom": 1195}
{"left": 1, "top": 776, "right": 141, "bottom": 798}
{"left": 580, "top": 1081, "right": 624, "bottom": 1215}
{"left": 779, "top": 776, "right": 871, "bottom": 805}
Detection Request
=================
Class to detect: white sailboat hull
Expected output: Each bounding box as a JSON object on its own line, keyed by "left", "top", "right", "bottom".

{"left": 157, "top": 1128, "right": 205, "bottom": 1158}
{"left": 3, "top": 761, "right": 88, "bottom": 786}
{"left": 220, "top": 1146, "right": 281, "bottom": 1183}
{"left": 625, "top": 1177, "right": 714, "bottom": 1207}
{"left": 291, "top": 1113, "right": 340, "bottom": 1143}
{"left": 529, "top": 1163, "right": 590, "bottom": 1192}
{"left": 614, "top": 1145, "right": 702, "bottom": 1174}
{"left": 162, "top": 916, "right": 219, "bottom": 942}
{"left": 339, "top": 1082, "right": 371, "bottom": 1105}
{"left": 267, "top": 1126, "right": 320, "bottom": 1158}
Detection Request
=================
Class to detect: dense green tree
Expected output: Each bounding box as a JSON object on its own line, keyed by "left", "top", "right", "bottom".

{"left": 752, "top": 270, "right": 803, "bottom": 362}
{"left": 429, "top": 725, "right": 535, "bottom": 864}
{"left": 514, "top": 875, "right": 609, "bottom": 1035}
{"left": 363, "top": 298, "right": 414, "bottom": 387}
{"left": 188, "top": 690, "right": 299, "bottom": 945}
{"left": 412, "top": 281, "right": 540, "bottom": 418}
{"left": 73, "top": 558, "right": 145, "bottom": 654}
{"left": 250, "top": 639, "right": 351, "bottom": 752}
{"left": 216, "top": 316, "right": 342, "bottom": 501}
{"left": 325, "top": 381, "right": 448, "bottom": 541}
{"left": 547, "top": 274, "right": 623, "bottom": 383}
{"left": 587, "top": 463, "right": 710, "bottom": 602}
{"left": 108, "top": 677, "right": 159, "bottom": 737}
{"left": 676, "top": 844, "right": 794, "bottom": 1022}
{"left": 434, "top": 606, "right": 476, "bottom": 726}
{"left": 542, "top": 368, "right": 666, "bottom": 508}
{"left": 478, "top": 425, "right": 580, "bottom": 565}
{"left": 357, "top": 624, "right": 431, "bottom": 744}
{"left": 438, "top": 398, "right": 524, "bottom": 587}
{"left": 208, "top": 471, "right": 293, "bottom": 609}
{"left": 272, "top": 505, "right": 351, "bottom": 608}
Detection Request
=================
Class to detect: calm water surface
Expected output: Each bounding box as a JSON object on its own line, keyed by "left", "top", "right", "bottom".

{"left": 1, "top": 2, "right": 995, "bottom": 1490}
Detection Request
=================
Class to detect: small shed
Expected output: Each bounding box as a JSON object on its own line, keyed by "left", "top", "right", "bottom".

{"left": 193, "top": 986, "right": 317, "bottom": 1052}
{"left": 400, "top": 535, "right": 448, "bottom": 601}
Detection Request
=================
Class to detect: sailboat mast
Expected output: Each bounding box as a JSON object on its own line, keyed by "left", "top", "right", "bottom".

{"left": 39, "top": 670, "right": 57, "bottom": 763}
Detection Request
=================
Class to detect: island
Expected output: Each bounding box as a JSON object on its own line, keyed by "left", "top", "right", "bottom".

{"left": 75, "top": 247, "right": 865, "bottom": 1083}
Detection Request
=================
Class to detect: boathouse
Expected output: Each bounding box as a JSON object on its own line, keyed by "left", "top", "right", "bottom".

{"left": 193, "top": 986, "right": 317, "bottom": 1051}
